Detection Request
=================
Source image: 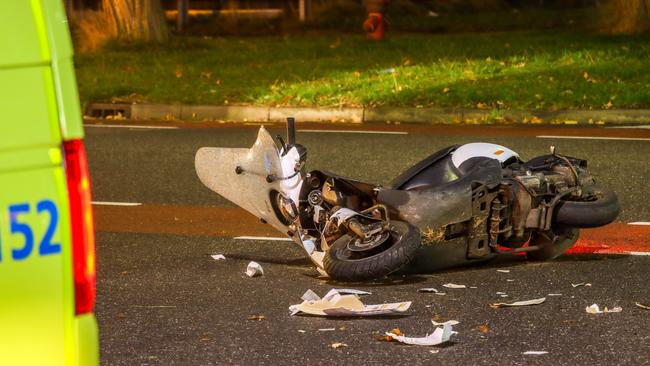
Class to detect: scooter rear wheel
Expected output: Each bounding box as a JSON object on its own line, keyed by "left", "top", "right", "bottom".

{"left": 323, "top": 220, "right": 420, "bottom": 281}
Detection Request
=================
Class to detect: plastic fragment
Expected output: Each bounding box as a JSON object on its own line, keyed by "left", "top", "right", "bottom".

{"left": 245, "top": 261, "right": 264, "bottom": 277}
{"left": 490, "top": 297, "right": 546, "bottom": 308}
{"left": 211, "top": 254, "right": 226, "bottom": 260}
{"left": 635, "top": 302, "right": 650, "bottom": 310}
{"left": 385, "top": 322, "right": 456, "bottom": 346}
{"left": 331, "top": 342, "right": 348, "bottom": 349}
{"left": 418, "top": 288, "right": 439, "bottom": 293}
{"left": 571, "top": 282, "right": 592, "bottom": 288}
{"left": 585, "top": 304, "right": 622, "bottom": 314}
{"left": 443, "top": 283, "right": 466, "bottom": 289}
{"left": 524, "top": 351, "right": 549, "bottom": 355}
{"left": 497, "top": 269, "right": 510, "bottom": 273}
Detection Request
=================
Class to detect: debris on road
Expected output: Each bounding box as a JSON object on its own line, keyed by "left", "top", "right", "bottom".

{"left": 429, "top": 350, "right": 440, "bottom": 354}
{"left": 476, "top": 325, "right": 489, "bottom": 334}
{"left": 571, "top": 282, "right": 592, "bottom": 288}
{"left": 318, "top": 328, "right": 336, "bottom": 332}
{"left": 432, "top": 320, "right": 459, "bottom": 326}
{"left": 247, "top": 315, "right": 265, "bottom": 321}
{"left": 523, "top": 351, "right": 549, "bottom": 355}
{"left": 211, "top": 254, "right": 226, "bottom": 260}
{"left": 418, "top": 288, "right": 439, "bottom": 293}
{"left": 246, "top": 261, "right": 264, "bottom": 277}
{"left": 497, "top": 269, "right": 511, "bottom": 273}
{"left": 331, "top": 289, "right": 372, "bottom": 296}
{"left": 385, "top": 321, "right": 457, "bottom": 346}
{"left": 506, "top": 279, "right": 515, "bottom": 282}
{"left": 297, "top": 330, "right": 306, "bottom": 333}
{"left": 635, "top": 302, "right": 650, "bottom": 310}
{"left": 496, "top": 292, "right": 508, "bottom": 298}
{"left": 547, "top": 293, "right": 562, "bottom": 297}
{"left": 585, "top": 304, "right": 622, "bottom": 314}
{"left": 331, "top": 342, "right": 348, "bottom": 349}
{"left": 490, "top": 297, "right": 546, "bottom": 308}
{"left": 443, "top": 283, "right": 467, "bottom": 289}
{"left": 289, "top": 289, "right": 411, "bottom": 317}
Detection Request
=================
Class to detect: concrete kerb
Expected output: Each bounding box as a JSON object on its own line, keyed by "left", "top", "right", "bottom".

{"left": 89, "top": 103, "right": 650, "bottom": 126}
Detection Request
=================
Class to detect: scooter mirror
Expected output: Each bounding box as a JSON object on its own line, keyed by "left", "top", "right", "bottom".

{"left": 287, "top": 117, "right": 296, "bottom": 146}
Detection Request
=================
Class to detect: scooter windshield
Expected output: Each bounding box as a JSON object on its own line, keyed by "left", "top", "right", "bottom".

{"left": 195, "top": 127, "right": 290, "bottom": 234}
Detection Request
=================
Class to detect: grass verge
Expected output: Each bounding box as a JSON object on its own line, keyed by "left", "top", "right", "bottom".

{"left": 75, "top": 31, "right": 650, "bottom": 110}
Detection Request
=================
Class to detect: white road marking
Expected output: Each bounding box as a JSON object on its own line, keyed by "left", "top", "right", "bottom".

{"left": 537, "top": 135, "right": 650, "bottom": 141}
{"left": 298, "top": 129, "right": 408, "bottom": 135}
{"left": 84, "top": 124, "right": 178, "bottom": 129}
{"left": 629, "top": 222, "right": 650, "bottom": 225}
{"left": 92, "top": 201, "right": 142, "bottom": 206}
{"left": 234, "top": 236, "right": 293, "bottom": 242}
{"left": 607, "top": 125, "right": 650, "bottom": 129}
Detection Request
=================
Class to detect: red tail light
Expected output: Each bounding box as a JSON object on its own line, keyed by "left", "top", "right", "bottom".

{"left": 64, "top": 139, "right": 96, "bottom": 315}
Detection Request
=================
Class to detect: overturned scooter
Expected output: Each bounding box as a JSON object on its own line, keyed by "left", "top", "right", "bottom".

{"left": 195, "top": 119, "right": 620, "bottom": 281}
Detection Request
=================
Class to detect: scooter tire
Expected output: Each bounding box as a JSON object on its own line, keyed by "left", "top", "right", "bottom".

{"left": 526, "top": 226, "right": 579, "bottom": 261}
{"left": 553, "top": 185, "right": 620, "bottom": 228}
{"left": 323, "top": 220, "right": 420, "bottom": 282}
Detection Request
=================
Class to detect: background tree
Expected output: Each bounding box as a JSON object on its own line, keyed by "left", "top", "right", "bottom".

{"left": 606, "top": 0, "right": 650, "bottom": 33}
{"left": 102, "top": 0, "right": 168, "bottom": 42}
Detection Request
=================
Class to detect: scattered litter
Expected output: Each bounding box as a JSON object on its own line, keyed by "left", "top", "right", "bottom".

{"left": 318, "top": 328, "right": 336, "bottom": 332}
{"left": 418, "top": 288, "right": 439, "bottom": 293}
{"left": 290, "top": 289, "right": 411, "bottom": 317}
{"left": 490, "top": 297, "right": 546, "bottom": 308}
{"left": 247, "top": 315, "right": 265, "bottom": 321}
{"left": 211, "top": 254, "right": 226, "bottom": 260}
{"left": 585, "top": 304, "right": 622, "bottom": 314}
{"left": 329, "top": 289, "right": 371, "bottom": 296}
{"left": 297, "top": 330, "right": 306, "bottom": 333}
{"left": 443, "top": 283, "right": 466, "bottom": 289}
{"left": 571, "top": 283, "right": 592, "bottom": 288}
{"left": 469, "top": 286, "right": 478, "bottom": 289}
{"left": 547, "top": 293, "right": 562, "bottom": 297}
{"left": 524, "top": 351, "right": 549, "bottom": 355}
{"left": 385, "top": 321, "right": 456, "bottom": 346}
{"left": 497, "top": 269, "right": 510, "bottom": 273}
{"left": 331, "top": 342, "right": 348, "bottom": 349}
{"left": 506, "top": 279, "right": 515, "bottom": 282}
{"left": 431, "top": 320, "right": 459, "bottom": 326}
{"left": 635, "top": 302, "right": 650, "bottom": 310}
{"left": 301, "top": 289, "right": 321, "bottom": 301}
{"left": 434, "top": 292, "right": 446, "bottom": 296}
{"left": 496, "top": 292, "right": 508, "bottom": 298}
{"left": 245, "top": 261, "right": 264, "bottom": 277}
{"left": 429, "top": 350, "right": 440, "bottom": 354}
{"left": 477, "top": 325, "right": 489, "bottom": 334}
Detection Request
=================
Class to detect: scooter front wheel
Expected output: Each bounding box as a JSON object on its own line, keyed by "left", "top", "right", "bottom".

{"left": 323, "top": 220, "right": 420, "bottom": 281}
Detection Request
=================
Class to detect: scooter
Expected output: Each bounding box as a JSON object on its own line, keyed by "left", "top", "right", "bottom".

{"left": 195, "top": 119, "right": 620, "bottom": 281}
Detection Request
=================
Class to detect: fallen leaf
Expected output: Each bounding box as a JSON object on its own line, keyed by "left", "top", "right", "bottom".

{"left": 477, "top": 324, "right": 489, "bottom": 334}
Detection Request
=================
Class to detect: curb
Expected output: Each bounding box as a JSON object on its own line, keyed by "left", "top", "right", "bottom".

{"left": 85, "top": 103, "right": 650, "bottom": 126}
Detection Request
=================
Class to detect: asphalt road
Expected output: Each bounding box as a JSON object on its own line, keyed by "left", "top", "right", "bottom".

{"left": 85, "top": 121, "right": 650, "bottom": 365}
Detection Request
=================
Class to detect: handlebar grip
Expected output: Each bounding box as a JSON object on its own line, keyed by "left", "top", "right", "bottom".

{"left": 287, "top": 117, "right": 296, "bottom": 145}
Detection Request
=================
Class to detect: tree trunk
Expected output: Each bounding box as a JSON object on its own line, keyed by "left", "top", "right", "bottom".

{"left": 607, "top": 0, "right": 650, "bottom": 34}
{"left": 102, "top": 0, "right": 168, "bottom": 42}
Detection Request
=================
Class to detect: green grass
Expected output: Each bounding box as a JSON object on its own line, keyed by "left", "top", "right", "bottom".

{"left": 75, "top": 31, "right": 650, "bottom": 110}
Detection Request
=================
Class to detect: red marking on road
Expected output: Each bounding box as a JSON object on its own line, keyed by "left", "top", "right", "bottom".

{"left": 567, "top": 223, "right": 650, "bottom": 255}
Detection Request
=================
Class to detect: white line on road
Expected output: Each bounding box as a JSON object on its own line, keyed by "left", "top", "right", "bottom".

{"left": 629, "top": 222, "right": 650, "bottom": 225}
{"left": 84, "top": 124, "right": 178, "bottom": 129}
{"left": 537, "top": 135, "right": 650, "bottom": 141}
{"left": 606, "top": 125, "right": 650, "bottom": 129}
{"left": 91, "top": 201, "right": 142, "bottom": 206}
{"left": 298, "top": 129, "right": 408, "bottom": 135}
{"left": 234, "top": 236, "right": 293, "bottom": 242}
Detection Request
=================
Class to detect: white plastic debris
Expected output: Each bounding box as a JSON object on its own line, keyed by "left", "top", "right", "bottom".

{"left": 443, "top": 283, "right": 466, "bottom": 289}
{"left": 328, "top": 289, "right": 371, "bottom": 296}
{"left": 636, "top": 302, "right": 650, "bottom": 310}
{"left": 385, "top": 322, "right": 456, "bottom": 346}
{"left": 547, "top": 293, "right": 562, "bottom": 297}
{"left": 431, "top": 320, "right": 460, "bottom": 326}
{"left": 506, "top": 279, "right": 515, "bottom": 282}
{"left": 496, "top": 292, "right": 509, "bottom": 298}
{"left": 245, "top": 261, "right": 264, "bottom": 277}
{"left": 318, "top": 328, "right": 336, "bottom": 332}
{"left": 469, "top": 286, "right": 478, "bottom": 289}
{"left": 571, "top": 283, "right": 592, "bottom": 288}
{"left": 497, "top": 269, "right": 511, "bottom": 273}
{"left": 434, "top": 292, "right": 446, "bottom": 296}
{"left": 331, "top": 342, "right": 348, "bottom": 349}
{"left": 418, "top": 288, "right": 439, "bottom": 293}
{"left": 301, "top": 289, "right": 321, "bottom": 302}
{"left": 491, "top": 297, "right": 546, "bottom": 308}
{"left": 297, "top": 330, "right": 306, "bottom": 333}
{"left": 524, "top": 351, "right": 549, "bottom": 355}
{"left": 211, "top": 254, "right": 226, "bottom": 260}
{"left": 585, "top": 304, "right": 622, "bottom": 314}
{"left": 289, "top": 289, "right": 411, "bottom": 317}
